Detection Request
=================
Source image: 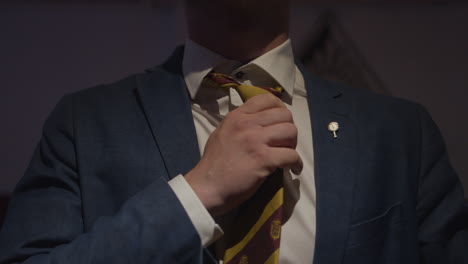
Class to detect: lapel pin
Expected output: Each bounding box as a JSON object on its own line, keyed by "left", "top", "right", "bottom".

{"left": 328, "top": 122, "right": 339, "bottom": 138}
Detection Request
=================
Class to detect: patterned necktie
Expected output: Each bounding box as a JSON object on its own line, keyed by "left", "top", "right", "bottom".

{"left": 203, "top": 72, "right": 283, "bottom": 102}
{"left": 203, "top": 72, "right": 285, "bottom": 264}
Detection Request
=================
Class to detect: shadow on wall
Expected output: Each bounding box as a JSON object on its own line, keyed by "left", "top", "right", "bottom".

{"left": 300, "top": 10, "right": 389, "bottom": 95}
{"left": 0, "top": 5, "right": 467, "bottom": 223}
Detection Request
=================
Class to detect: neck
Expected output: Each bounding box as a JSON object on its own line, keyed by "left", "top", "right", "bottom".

{"left": 185, "top": 1, "right": 290, "bottom": 62}
{"left": 189, "top": 31, "right": 289, "bottom": 63}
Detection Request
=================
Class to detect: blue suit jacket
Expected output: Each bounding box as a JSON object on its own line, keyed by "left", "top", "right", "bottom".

{"left": 1, "top": 47, "right": 467, "bottom": 264}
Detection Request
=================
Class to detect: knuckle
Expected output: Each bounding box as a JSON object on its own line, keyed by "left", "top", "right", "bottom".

{"left": 282, "top": 122, "right": 297, "bottom": 137}
{"left": 257, "top": 93, "right": 271, "bottom": 99}
{"left": 282, "top": 108, "right": 293, "bottom": 121}
{"left": 261, "top": 93, "right": 280, "bottom": 104}
{"left": 292, "top": 150, "right": 300, "bottom": 161}
{"left": 233, "top": 116, "right": 252, "bottom": 131}
{"left": 225, "top": 111, "right": 250, "bottom": 129}
{"left": 250, "top": 145, "right": 269, "bottom": 164}
{"left": 268, "top": 93, "right": 284, "bottom": 106}
{"left": 289, "top": 123, "right": 298, "bottom": 136}
{"left": 240, "top": 116, "right": 254, "bottom": 128}
{"left": 270, "top": 93, "right": 284, "bottom": 104}
{"left": 242, "top": 129, "right": 261, "bottom": 146}
{"left": 265, "top": 93, "right": 276, "bottom": 100}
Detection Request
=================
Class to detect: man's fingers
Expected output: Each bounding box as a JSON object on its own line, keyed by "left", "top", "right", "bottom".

{"left": 262, "top": 123, "right": 298, "bottom": 148}
{"left": 252, "top": 107, "right": 293, "bottom": 127}
{"left": 267, "top": 148, "right": 303, "bottom": 175}
{"left": 239, "top": 93, "right": 285, "bottom": 114}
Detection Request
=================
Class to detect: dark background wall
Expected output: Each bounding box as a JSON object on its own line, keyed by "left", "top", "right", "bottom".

{"left": 1, "top": 3, "right": 467, "bottom": 199}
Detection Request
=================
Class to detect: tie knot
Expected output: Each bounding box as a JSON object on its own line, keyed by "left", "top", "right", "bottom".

{"left": 203, "top": 72, "right": 284, "bottom": 102}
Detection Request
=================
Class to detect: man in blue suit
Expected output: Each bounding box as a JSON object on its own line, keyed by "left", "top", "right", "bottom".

{"left": 1, "top": 0, "right": 467, "bottom": 263}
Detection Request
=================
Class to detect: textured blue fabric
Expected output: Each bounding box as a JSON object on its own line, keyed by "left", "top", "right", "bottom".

{"left": 0, "top": 47, "right": 467, "bottom": 264}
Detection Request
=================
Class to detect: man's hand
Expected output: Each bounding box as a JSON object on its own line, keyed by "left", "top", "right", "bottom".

{"left": 185, "top": 94, "right": 303, "bottom": 216}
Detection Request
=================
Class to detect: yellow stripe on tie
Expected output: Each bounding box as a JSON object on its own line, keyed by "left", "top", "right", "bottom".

{"left": 236, "top": 84, "right": 272, "bottom": 102}
{"left": 264, "top": 249, "right": 280, "bottom": 264}
{"left": 203, "top": 72, "right": 283, "bottom": 102}
{"left": 223, "top": 188, "right": 284, "bottom": 264}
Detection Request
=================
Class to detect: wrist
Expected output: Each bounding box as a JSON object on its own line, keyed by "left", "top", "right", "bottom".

{"left": 185, "top": 167, "right": 224, "bottom": 216}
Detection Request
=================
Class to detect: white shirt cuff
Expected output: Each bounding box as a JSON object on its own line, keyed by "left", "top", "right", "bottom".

{"left": 168, "top": 174, "right": 223, "bottom": 247}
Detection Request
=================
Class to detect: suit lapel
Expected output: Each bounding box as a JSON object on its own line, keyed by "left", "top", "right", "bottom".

{"left": 299, "top": 65, "right": 358, "bottom": 264}
{"left": 136, "top": 48, "right": 200, "bottom": 180}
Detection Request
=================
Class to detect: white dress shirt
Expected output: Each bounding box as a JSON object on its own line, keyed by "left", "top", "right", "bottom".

{"left": 168, "top": 39, "right": 317, "bottom": 264}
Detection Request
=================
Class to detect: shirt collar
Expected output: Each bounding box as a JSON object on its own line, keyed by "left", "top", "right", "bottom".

{"left": 182, "top": 38, "right": 296, "bottom": 100}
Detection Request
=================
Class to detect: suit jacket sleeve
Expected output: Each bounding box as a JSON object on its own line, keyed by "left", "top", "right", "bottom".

{"left": 0, "top": 95, "right": 205, "bottom": 264}
{"left": 416, "top": 105, "right": 468, "bottom": 263}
